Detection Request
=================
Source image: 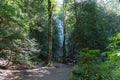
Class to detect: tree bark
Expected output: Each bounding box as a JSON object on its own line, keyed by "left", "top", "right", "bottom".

{"left": 47, "top": 0, "right": 53, "bottom": 66}
{"left": 74, "top": 0, "right": 78, "bottom": 24}
{"left": 62, "top": 1, "right": 67, "bottom": 64}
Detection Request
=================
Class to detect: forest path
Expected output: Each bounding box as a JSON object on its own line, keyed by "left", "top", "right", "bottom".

{"left": 0, "top": 63, "right": 73, "bottom": 80}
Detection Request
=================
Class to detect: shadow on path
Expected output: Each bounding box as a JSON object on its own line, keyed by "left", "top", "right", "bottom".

{"left": 0, "top": 63, "right": 72, "bottom": 80}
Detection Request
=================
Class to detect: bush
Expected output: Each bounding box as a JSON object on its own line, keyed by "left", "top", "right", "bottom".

{"left": 70, "top": 49, "right": 113, "bottom": 80}
{"left": 12, "top": 38, "right": 40, "bottom": 67}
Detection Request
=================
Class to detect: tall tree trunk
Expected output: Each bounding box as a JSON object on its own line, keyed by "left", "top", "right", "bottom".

{"left": 47, "top": 0, "right": 53, "bottom": 66}
{"left": 74, "top": 0, "right": 78, "bottom": 24}
{"left": 62, "top": 1, "right": 67, "bottom": 64}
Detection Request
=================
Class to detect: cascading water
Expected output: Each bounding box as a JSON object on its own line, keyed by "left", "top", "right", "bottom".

{"left": 55, "top": 19, "right": 64, "bottom": 57}
{"left": 58, "top": 20, "right": 64, "bottom": 47}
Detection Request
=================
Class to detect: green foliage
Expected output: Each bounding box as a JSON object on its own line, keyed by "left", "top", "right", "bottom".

{"left": 0, "top": 0, "right": 59, "bottom": 66}
{"left": 70, "top": 49, "right": 112, "bottom": 80}
{"left": 108, "top": 33, "right": 120, "bottom": 50}
{"left": 67, "top": 0, "right": 120, "bottom": 55}
{"left": 105, "top": 32, "right": 120, "bottom": 58}
{"left": 102, "top": 32, "right": 120, "bottom": 80}
{"left": 79, "top": 49, "right": 100, "bottom": 64}
{"left": 70, "top": 39, "right": 120, "bottom": 80}
{"left": 0, "top": 0, "right": 41, "bottom": 67}
{"left": 70, "top": 65, "right": 112, "bottom": 80}
{"left": 13, "top": 38, "right": 40, "bottom": 65}
{"left": 28, "top": 0, "right": 49, "bottom": 55}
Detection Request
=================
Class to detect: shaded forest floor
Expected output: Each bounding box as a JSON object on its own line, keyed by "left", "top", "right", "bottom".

{"left": 0, "top": 63, "right": 73, "bottom": 80}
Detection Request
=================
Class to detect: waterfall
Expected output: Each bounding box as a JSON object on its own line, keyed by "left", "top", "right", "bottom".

{"left": 57, "top": 20, "right": 64, "bottom": 47}
{"left": 55, "top": 19, "right": 64, "bottom": 57}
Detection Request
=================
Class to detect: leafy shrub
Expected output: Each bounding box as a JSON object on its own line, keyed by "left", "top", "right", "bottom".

{"left": 12, "top": 38, "right": 40, "bottom": 67}
{"left": 70, "top": 49, "right": 113, "bottom": 80}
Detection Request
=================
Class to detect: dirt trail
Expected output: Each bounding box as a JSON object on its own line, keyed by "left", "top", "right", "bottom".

{"left": 0, "top": 63, "right": 73, "bottom": 80}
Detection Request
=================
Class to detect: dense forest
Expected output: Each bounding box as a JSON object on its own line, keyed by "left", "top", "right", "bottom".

{"left": 0, "top": 0, "right": 120, "bottom": 80}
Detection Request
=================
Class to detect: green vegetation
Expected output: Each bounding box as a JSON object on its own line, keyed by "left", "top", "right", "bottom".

{"left": 68, "top": 0, "right": 120, "bottom": 80}
{"left": 0, "top": 0, "right": 120, "bottom": 80}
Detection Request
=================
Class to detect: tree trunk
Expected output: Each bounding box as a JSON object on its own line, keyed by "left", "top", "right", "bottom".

{"left": 62, "top": 1, "right": 67, "bottom": 64}
{"left": 74, "top": 0, "right": 78, "bottom": 24}
{"left": 47, "top": 0, "right": 53, "bottom": 66}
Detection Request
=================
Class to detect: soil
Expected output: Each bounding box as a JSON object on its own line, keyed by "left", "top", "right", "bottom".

{"left": 0, "top": 63, "right": 73, "bottom": 80}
